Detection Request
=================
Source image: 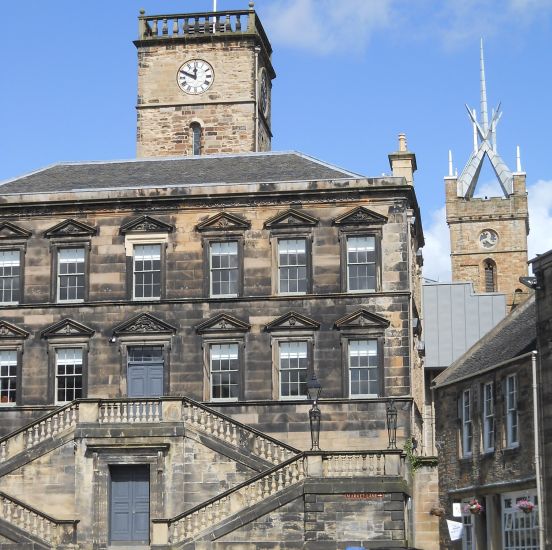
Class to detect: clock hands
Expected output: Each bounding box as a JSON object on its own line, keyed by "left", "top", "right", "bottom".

{"left": 180, "top": 69, "right": 197, "bottom": 80}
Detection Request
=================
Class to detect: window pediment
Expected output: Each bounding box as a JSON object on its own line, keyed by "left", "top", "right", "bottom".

{"left": 120, "top": 215, "right": 174, "bottom": 235}
{"left": 0, "top": 222, "right": 31, "bottom": 240}
{"left": 41, "top": 318, "right": 95, "bottom": 339}
{"left": 196, "top": 212, "right": 250, "bottom": 232}
{"left": 0, "top": 320, "right": 29, "bottom": 339}
{"left": 113, "top": 313, "right": 177, "bottom": 336}
{"left": 264, "top": 209, "right": 319, "bottom": 229}
{"left": 333, "top": 206, "right": 388, "bottom": 226}
{"left": 196, "top": 313, "right": 250, "bottom": 334}
{"left": 265, "top": 311, "right": 320, "bottom": 332}
{"left": 44, "top": 219, "right": 97, "bottom": 238}
{"left": 334, "top": 309, "right": 390, "bottom": 330}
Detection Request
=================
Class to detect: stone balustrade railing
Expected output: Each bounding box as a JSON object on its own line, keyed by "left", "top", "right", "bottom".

{"left": 322, "top": 451, "right": 404, "bottom": 477}
{"left": 138, "top": 10, "right": 256, "bottom": 41}
{"left": 0, "top": 403, "right": 78, "bottom": 464}
{"left": 0, "top": 491, "right": 77, "bottom": 545}
{"left": 167, "top": 455, "right": 306, "bottom": 543}
{"left": 99, "top": 400, "right": 162, "bottom": 424}
{"left": 183, "top": 400, "right": 297, "bottom": 465}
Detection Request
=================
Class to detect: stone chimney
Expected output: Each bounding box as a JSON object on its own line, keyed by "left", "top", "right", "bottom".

{"left": 388, "top": 133, "right": 417, "bottom": 185}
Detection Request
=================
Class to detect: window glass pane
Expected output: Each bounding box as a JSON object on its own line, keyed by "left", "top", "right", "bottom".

{"left": 347, "top": 236, "right": 376, "bottom": 291}
{"left": 348, "top": 339, "right": 378, "bottom": 396}
{"left": 210, "top": 242, "right": 238, "bottom": 297}
{"left": 58, "top": 247, "right": 85, "bottom": 302}
{"left": 134, "top": 244, "right": 161, "bottom": 299}
{"left": 279, "top": 341, "right": 308, "bottom": 398}
{"left": 192, "top": 123, "right": 202, "bottom": 156}
{"left": 0, "top": 350, "right": 17, "bottom": 404}
{"left": 278, "top": 239, "right": 307, "bottom": 294}
{"left": 502, "top": 491, "right": 539, "bottom": 550}
{"left": 0, "top": 250, "right": 20, "bottom": 304}
{"left": 210, "top": 343, "right": 239, "bottom": 400}
{"left": 56, "top": 348, "right": 83, "bottom": 403}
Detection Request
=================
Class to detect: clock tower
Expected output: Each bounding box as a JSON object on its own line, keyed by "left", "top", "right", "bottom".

{"left": 134, "top": 2, "right": 274, "bottom": 157}
{"left": 445, "top": 41, "right": 529, "bottom": 311}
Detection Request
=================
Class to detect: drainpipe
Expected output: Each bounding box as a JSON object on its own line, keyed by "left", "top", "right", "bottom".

{"left": 254, "top": 46, "right": 260, "bottom": 152}
{"left": 532, "top": 351, "right": 545, "bottom": 549}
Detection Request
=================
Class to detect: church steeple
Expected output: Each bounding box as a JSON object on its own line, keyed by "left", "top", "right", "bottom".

{"left": 455, "top": 40, "right": 513, "bottom": 199}
{"left": 445, "top": 41, "right": 529, "bottom": 311}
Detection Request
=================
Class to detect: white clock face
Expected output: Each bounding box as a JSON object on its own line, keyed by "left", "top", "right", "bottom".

{"left": 177, "top": 59, "right": 214, "bottom": 95}
{"left": 479, "top": 229, "right": 499, "bottom": 249}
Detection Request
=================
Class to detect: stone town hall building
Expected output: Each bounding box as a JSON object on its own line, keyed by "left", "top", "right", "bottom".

{"left": 0, "top": 6, "right": 435, "bottom": 549}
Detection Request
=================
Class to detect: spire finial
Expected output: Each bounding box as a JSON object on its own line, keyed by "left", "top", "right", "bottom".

{"left": 516, "top": 145, "right": 522, "bottom": 172}
{"left": 480, "top": 38, "right": 489, "bottom": 134}
{"left": 398, "top": 133, "right": 407, "bottom": 152}
{"left": 448, "top": 150, "right": 454, "bottom": 177}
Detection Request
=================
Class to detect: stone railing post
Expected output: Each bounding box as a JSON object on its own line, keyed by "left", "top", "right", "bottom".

{"left": 151, "top": 520, "right": 169, "bottom": 545}
{"left": 138, "top": 9, "right": 146, "bottom": 38}
{"left": 162, "top": 399, "right": 182, "bottom": 422}
{"left": 78, "top": 401, "right": 99, "bottom": 423}
{"left": 305, "top": 454, "right": 323, "bottom": 477}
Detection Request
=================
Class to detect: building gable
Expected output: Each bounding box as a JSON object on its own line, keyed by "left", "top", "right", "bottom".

{"left": 196, "top": 212, "right": 251, "bottom": 232}
{"left": 0, "top": 320, "right": 30, "bottom": 339}
{"left": 334, "top": 309, "right": 390, "bottom": 330}
{"left": 120, "top": 215, "right": 174, "bottom": 234}
{"left": 41, "top": 319, "right": 95, "bottom": 339}
{"left": 0, "top": 222, "right": 31, "bottom": 240}
{"left": 264, "top": 209, "right": 319, "bottom": 229}
{"left": 265, "top": 312, "right": 320, "bottom": 332}
{"left": 196, "top": 313, "right": 251, "bottom": 334}
{"left": 333, "top": 206, "right": 388, "bottom": 226}
{"left": 112, "top": 313, "right": 177, "bottom": 336}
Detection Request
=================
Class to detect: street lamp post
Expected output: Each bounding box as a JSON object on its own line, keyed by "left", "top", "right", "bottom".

{"left": 307, "top": 373, "right": 322, "bottom": 451}
{"left": 386, "top": 398, "right": 398, "bottom": 449}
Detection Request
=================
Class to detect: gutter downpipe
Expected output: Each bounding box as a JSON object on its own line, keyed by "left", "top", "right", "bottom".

{"left": 254, "top": 46, "right": 260, "bottom": 152}
{"left": 532, "top": 350, "right": 545, "bottom": 549}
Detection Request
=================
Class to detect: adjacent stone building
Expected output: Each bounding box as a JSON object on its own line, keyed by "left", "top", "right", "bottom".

{"left": 432, "top": 296, "right": 540, "bottom": 549}
{"left": 0, "top": 5, "right": 434, "bottom": 549}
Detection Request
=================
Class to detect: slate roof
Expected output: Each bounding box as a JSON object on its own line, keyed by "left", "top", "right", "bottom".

{"left": 0, "top": 152, "right": 362, "bottom": 195}
{"left": 432, "top": 295, "right": 536, "bottom": 388}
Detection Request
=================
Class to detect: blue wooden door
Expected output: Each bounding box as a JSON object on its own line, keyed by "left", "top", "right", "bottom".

{"left": 127, "top": 346, "right": 164, "bottom": 398}
{"left": 110, "top": 465, "right": 150, "bottom": 543}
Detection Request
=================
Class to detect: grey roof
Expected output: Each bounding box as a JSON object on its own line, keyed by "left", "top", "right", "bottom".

{"left": 0, "top": 151, "right": 362, "bottom": 195}
{"left": 432, "top": 295, "right": 536, "bottom": 388}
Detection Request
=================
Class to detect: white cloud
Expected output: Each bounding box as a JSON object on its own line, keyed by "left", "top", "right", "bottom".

{"left": 421, "top": 179, "right": 552, "bottom": 282}
{"left": 527, "top": 179, "right": 552, "bottom": 260}
{"left": 263, "top": 0, "right": 395, "bottom": 54}
{"left": 421, "top": 206, "right": 452, "bottom": 281}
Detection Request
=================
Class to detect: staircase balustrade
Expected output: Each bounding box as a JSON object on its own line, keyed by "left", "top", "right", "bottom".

{"left": 0, "top": 492, "right": 77, "bottom": 545}
{"left": 99, "top": 399, "right": 162, "bottom": 423}
{"left": 168, "top": 455, "right": 306, "bottom": 543}
{"left": 323, "top": 451, "right": 405, "bottom": 477}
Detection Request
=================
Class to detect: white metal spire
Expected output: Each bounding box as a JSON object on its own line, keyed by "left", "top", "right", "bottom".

{"left": 448, "top": 150, "right": 454, "bottom": 177}
{"left": 516, "top": 145, "right": 522, "bottom": 172}
{"left": 480, "top": 38, "right": 489, "bottom": 134}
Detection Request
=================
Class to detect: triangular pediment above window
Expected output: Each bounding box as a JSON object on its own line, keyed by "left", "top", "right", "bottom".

{"left": 196, "top": 313, "right": 251, "bottom": 334}
{"left": 0, "top": 222, "right": 31, "bottom": 240}
{"left": 44, "top": 219, "right": 97, "bottom": 238}
{"left": 196, "top": 212, "right": 251, "bottom": 232}
{"left": 334, "top": 309, "right": 390, "bottom": 330}
{"left": 113, "top": 313, "right": 177, "bottom": 336}
{"left": 264, "top": 209, "right": 319, "bottom": 229}
{"left": 333, "top": 206, "right": 388, "bottom": 226}
{"left": 0, "top": 320, "right": 30, "bottom": 339}
{"left": 41, "top": 319, "right": 95, "bottom": 339}
{"left": 265, "top": 312, "right": 320, "bottom": 332}
{"left": 120, "top": 215, "right": 174, "bottom": 234}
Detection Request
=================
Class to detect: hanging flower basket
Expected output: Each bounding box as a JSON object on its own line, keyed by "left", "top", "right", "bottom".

{"left": 464, "top": 499, "right": 484, "bottom": 515}
{"left": 516, "top": 499, "right": 535, "bottom": 514}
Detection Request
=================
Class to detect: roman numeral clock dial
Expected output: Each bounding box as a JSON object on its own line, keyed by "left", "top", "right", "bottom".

{"left": 177, "top": 59, "right": 214, "bottom": 95}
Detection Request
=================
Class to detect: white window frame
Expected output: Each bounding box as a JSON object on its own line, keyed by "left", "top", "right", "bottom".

{"left": 348, "top": 339, "right": 379, "bottom": 398}
{"left": 483, "top": 381, "right": 495, "bottom": 453}
{"left": 502, "top": 490, "right": 539, "bottom": 550}
{"left": 346, "top": 235, "right": 376, "bottom": 293}
{"left": 461, "top": 389, "right": 473, "bottom": 457}
{"left": 0, "top": 250, "right": 20, "bottom": 305}
{"left": 133, "top": 243, "right": 162, "bottom": 301}
{"left": 57, "top": 247, "right": 85, "bottom": 303}
{"left": 55, "top": 347, "right": 84, "bottom": 405}
{"left": 461, "top": 500, "right": 476, "bottom": 550}
{"left": 0, "top": 349, "right": 18, "bottom": 406}
{"left": 278, "top": 340, "right": 309, "bottom": 400}
{"left": 277, "top": 238, "right": 308, "bottom": 295}
{"left": 209, "top": 241, "right": 239, "bottom": 298}
{"left": 209, "top": 342, "right": 240, "bottom": 402}
{"left": 506, "top": 374, "right": 519, "bottom": 448}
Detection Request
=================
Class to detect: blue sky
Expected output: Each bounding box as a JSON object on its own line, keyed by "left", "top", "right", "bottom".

{"left": 1, "top": 0, "right": 551, "bottom": 279}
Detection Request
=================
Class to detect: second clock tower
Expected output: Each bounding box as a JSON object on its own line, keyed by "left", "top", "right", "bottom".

{"left": 134, "top": 2, "right": 274, "bottom": 157}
